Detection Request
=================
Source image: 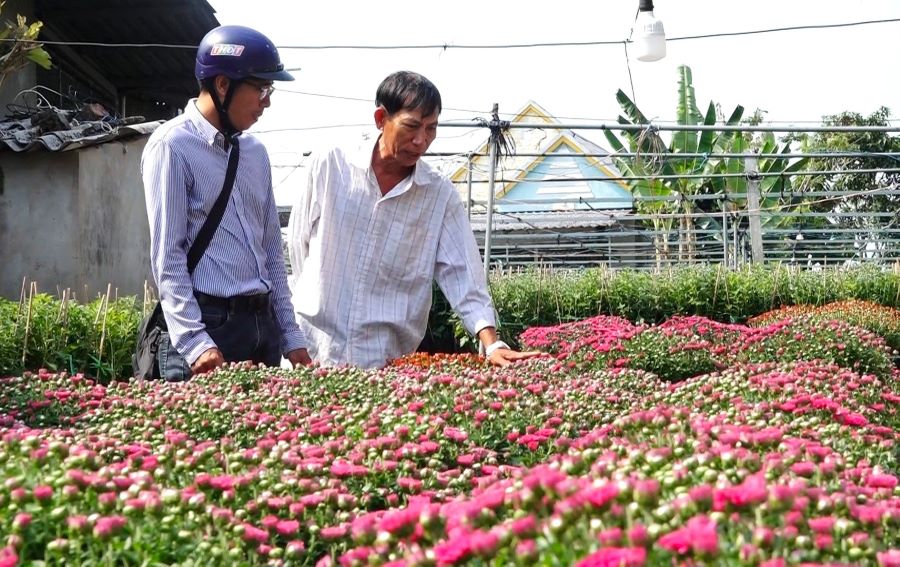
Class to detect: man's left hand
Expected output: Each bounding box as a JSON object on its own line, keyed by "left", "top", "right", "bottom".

{"left": 487, "top": 347, "right": 543, "bottom": 367}
{"left": 286, "top": 348, "right": 312, "bottom": 367}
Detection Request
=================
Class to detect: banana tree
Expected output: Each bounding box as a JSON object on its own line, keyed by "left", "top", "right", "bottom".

{"left": 605, "top": 65, "right": 744, "bottom": 265}
{"left": 606, "top": 65, "right": 807, "bottom": 266}
{"left": 709, "top": 132, "right": 809, "bottom": 262}
{"left": 603, "top": 90, "right": 678, "bottom": 269}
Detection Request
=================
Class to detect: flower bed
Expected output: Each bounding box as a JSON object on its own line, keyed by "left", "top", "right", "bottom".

{"left": 748, "top": 299, "right": 900, "bottom": 353}
{"left": 0, "top": 315, "right": 897, "bottom": 565}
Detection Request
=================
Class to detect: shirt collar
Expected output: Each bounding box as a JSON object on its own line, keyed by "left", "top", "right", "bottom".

{"left": 351, "top": 137, "right": 435, "bottom": 187}
{"left": 185, "top": 98, "right": 225, "bottom": 146}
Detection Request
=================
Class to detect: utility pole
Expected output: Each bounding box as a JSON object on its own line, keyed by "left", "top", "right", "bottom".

{"left": 482, "top": 103, "right": 500, "bottom": 279}
{"left": 745, "top": 153, "right": 764, "bottom": 263}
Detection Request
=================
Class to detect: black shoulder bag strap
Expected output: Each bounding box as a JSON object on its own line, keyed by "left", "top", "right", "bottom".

{"left": 187, "top": 136, "right": 240, "bottom": 273}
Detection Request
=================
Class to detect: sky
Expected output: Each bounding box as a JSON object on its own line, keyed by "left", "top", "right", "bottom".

{"left": 206, "top": 0, "right": 900, "bottom": 205}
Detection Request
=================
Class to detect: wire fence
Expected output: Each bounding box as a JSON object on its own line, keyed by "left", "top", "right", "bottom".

{"left": 441, "top": 120, "right": 900, "bottom": 271}
{"left": 279, "top": 120, "right": 900, "bottom": 272}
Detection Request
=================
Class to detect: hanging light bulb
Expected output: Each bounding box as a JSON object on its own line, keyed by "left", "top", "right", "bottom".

{"left": 634, "top": 0, "right": 666, "bottom": 62}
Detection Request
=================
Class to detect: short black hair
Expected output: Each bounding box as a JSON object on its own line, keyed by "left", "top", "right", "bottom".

{"left": 375, "top": 71, "right": 442, "bottom": 117}
{"left": 198, "top": 77, "right": 216, "bottom": 93}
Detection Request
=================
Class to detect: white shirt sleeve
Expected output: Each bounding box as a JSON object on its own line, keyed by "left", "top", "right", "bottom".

{"left": 433, "top": 185, "right": 496, "bottom": 336}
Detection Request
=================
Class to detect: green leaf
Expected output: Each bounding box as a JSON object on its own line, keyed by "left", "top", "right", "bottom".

{"left": 26, "top": 46, "right": 51, "bottom": 69}
{"left": 615, "top": 89, "right": 650, "bottom": 124}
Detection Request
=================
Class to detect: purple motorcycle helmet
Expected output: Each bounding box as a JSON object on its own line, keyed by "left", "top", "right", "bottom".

{"left": 195, "top": 25, "right": 294, "bottom": 82}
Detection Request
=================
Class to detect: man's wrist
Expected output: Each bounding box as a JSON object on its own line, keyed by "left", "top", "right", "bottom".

{"left": 485, "top": 340, "right": 509, "bottom": 356}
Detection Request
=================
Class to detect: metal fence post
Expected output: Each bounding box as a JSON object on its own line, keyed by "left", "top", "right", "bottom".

{"left": 466, "top": 153, "right": 473, "bottom": 221}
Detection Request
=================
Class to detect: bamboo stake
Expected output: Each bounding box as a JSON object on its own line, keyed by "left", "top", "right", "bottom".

{"left": 13, "top": 276, "right": 27, "bottom": 335}
{"left": 21, "top": 282, "right": 36, "bottom": 367}
{"left": 712, "top": 263, "right": 722, "bottom": 316}
{"left": 769, "top": 262, "right": 781, "bottom": 310}
{"left": 59, "top": 289, "right": 71, "bottom": 356}
{"left": 98, "top": 284, "right": 112, "bottom": 365}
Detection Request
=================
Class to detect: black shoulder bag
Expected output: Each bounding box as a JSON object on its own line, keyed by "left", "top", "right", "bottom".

{"left": 132, "top": 138, "right": 240, "bottom": 380}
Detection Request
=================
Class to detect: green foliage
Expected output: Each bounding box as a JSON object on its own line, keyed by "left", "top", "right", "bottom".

{"left": 0, "top": 294, "right": 141, "bottom": 383}
{"left": 456, "top": 264, "right": 899, "bottom": 350}
{"left": 604, "top": 65, "right": 807, "bottom": 263}
{"left": 0, "top": 7, "right": 52, "bottom": 89}
{"left": 787, "top": 107, "right": 900, "bottom": 257}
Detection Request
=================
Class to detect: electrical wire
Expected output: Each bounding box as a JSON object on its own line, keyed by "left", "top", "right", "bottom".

{"left": 4, "top": 17, "right": 897, "bottom": 51}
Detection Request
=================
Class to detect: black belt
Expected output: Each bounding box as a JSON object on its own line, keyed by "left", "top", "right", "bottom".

{"left": 195, "top": 291, "right": 271, "bottom": 313}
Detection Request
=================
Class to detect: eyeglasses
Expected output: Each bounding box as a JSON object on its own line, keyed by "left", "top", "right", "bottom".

{"left": 245, "top": 81, "right": 276, "bottom": 101}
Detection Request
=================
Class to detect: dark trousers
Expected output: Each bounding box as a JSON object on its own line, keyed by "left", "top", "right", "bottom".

{"left": 157, "top": 292, "right": 282, "bottom": 382}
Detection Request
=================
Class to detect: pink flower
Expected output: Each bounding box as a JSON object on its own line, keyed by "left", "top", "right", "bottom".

{"left": 658, "top": 527, "right": 692, "bottom": 555}
{"left": 457, "top": 454, "right": 476, "bottom": 466}
{"left": 877, "top": 550, "right": 900, "bottom": 567}
{"left": 253, "top": 515, "right": 275, "bottom": 531}
{"left": 32, "top": 485, "right": 53, "bottom": 502}
{"left": 93, "top": 516, "right": 126, "bottom": 539}
{"left": 715, "top": 473, "right": 767, "bottom": 509}
{"left": 0, "top": 547, "right": 19, "bottom": 567}
{"left": 658, "top": 515, "right": 718, "bottom": 557}
{"left": 442, "top": 427, "right": 468, "bottom": 443}
{"left": 516, "top": 539, "right": 537, "bottom": 560}
{"left": 320, "top": 525, "right": 348, "bottom": 541}
{"left": 577, "top": 547, "right": 646, "bottom": 567}
{"left": 468, "top": 530, "right": 500, "bottom": 557}
{"left": 838, "top": 412, "right": 869, "bottom": 427}
{"left": 12, "top": 513, "right": 32, "bottom": 530}
{"left": 380, "top": 507, "right": 421, "bottom": 536}
{"left": 209, "top": 475, "right": 236, "bottom": 491}
{"left": 868, "top": 474, "right": 899, "bottom": 489}
{"left": 814, "top": 534, "right": 833, "bottom": 550}
{"left": 597, "top": 527, "right": 624, "bottom": 547}
{"left": 286, "top": 540, "right": 306, "bottom": 558}
{"left": 807, "top": 516, "right": 836, "bottom": 533}
{"left": 276, "top": 519, "right": 300, "bottom": 536}
{"left": 628, "top": 524, "right": 648, "bottom": 547}
{"left": 433, "top": 537, "right": 471, "bottom": 565}
{"left": 583, "top": 483, "right": 618, "bottom": 509}
{"left": 241, "top": 524, "right": 269, "bottom": 544}
{"left": 791, "top": 461, "right": 817, "bottom": 477}
{"left": 510, "top": 515, "right": 537, "bottom": 537}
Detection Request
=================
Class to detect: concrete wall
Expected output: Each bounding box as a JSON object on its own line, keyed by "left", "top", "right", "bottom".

{"left": 0, "top": 138, "right": 152, "bottom": 300}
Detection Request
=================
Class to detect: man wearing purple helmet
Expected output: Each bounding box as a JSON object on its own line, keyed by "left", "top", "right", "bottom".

{"left": 141, "top": 25, "right": 310, "bottom": 381}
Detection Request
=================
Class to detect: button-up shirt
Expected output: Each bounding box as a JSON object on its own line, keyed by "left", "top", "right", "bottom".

{"left": 288, "top": 143, "right": 495, "bottom": 368}
{"left": 142, "top": 100, "right": 306, "bottom": 364}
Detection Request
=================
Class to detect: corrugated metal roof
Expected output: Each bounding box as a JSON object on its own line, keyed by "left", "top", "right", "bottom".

{"left": 468, "top": 210, "right": 627, "bottom": 232}
{"left": 0, "top": 108, "right": 161, "bottom": 152}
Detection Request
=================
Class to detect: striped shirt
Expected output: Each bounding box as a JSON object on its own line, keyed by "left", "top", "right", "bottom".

{"left": 142, "top": 100, "right": 306, "bottom": 364}
{"left": 287, "top": 143, "right": 496, "bottom": 369}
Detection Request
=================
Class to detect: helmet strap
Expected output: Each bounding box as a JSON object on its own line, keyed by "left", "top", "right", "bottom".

{"left": 212, "top": 78, "right": 241, "bottom": 141}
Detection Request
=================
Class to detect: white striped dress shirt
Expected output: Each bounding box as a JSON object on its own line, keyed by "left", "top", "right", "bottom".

{"left": 142, "top": 100, "right": 306, "bottom": 364}
{"left": 288, "top": 143, "right": 496, "bottom": 369}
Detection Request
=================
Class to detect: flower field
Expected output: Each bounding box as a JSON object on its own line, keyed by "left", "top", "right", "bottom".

{"left": 1, "top": 309, "right": 898, "bottom": 565}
